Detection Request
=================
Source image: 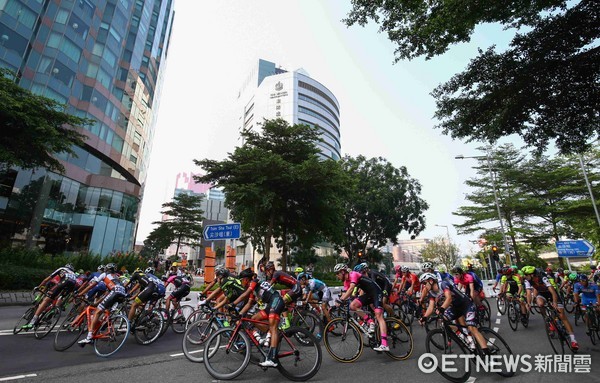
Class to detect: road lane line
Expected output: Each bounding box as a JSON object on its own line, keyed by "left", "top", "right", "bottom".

{"left": 0, "top": 374, "right": 37, "bottom": 381}
{"left": 466, "top": 377, "right": 477, "bottom": 383}
{"left": 495, "top": 319, "right": 501, "bottom": 324}
{"left": 493, "top": 327, "right": 499, "bottom": 332}
{"left": 497, "top": 312, "right": 501, "bottom": 317}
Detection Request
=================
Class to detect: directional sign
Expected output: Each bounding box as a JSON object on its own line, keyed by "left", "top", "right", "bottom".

{"left": 556, "top": 240, "right": 596, "bottom": 257}
{"left": 203, "top": 223, "right": 241, "bottom": 241}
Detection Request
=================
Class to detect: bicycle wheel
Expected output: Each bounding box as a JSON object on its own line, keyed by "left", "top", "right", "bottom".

{"left": 399, "top": 301, "right": 414, "bottom": 326}
{"left": 186, "top": 307, "right": 211, "bottom": 327}
{"left": 323, "top": 318, "right": 362, "bottom": 363}
{"left": 544, "top": 316, "right": 565, "bottom": 354}
{"left": 13, "top": 307, "right": 35, "bottom": 334}
{"left": 497, "top": 295, "right": 506, "bottom": 315}
{"left": 157, "top": 308, "right": 170, "bottom": 337}
{"left": 381, "top": 318, "right": 413, "bottom": 360}
{"left": 564, "top": 295, "right": 575, "bottom": 313}
{"left": 478, "top": 327, "right": 515, "bottom": 377}
{"left": 182, "top": 319, "right": 219, "bottom": 362}
{"left": 134, "top": 309, "right": 164, "bottom": 345}
{"left": 277, "top": 327, "right": 322, "bottom": 381}
{"left": 34, "top": 307, "right": 61, "bottom": 339}
{"left": 94, "top": 314, "right": 129, "bottom": 357}
{"left": 391, "top": 303, "right": 409, "bottom": 326}
{"left": 507, "top": 301, "right": 519, "bottom": 331}
{"left": 291, "top": 310, "right": 323, "bottom": 342}
{"left": 425, "top": 315, "right": 442, "bottom": 334}
{"left": 480, "top": 299, "right": 492, "bottom": 327}
{"left": 425, "top": 329, "right": 470, "bottom": 383}
{"left": 54, "top": 314, "right": 85, "bottom": 351}
{"left": 172, "top": 305, "right": 194, "bottom": 334}
{"left": 203, "top": 327, "right": 250, "bottom": 380}
{"left": 574, "top": 306, "right": 582, "bottom": 326}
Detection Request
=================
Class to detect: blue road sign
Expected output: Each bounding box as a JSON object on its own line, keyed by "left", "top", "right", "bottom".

{"left": 556, "top": 240, "right": 596, "bottom": 257}
{"left": 203, "top": 223, "right": 241, "bottom": 240}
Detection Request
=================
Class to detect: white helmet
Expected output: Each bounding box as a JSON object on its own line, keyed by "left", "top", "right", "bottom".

{"left": 334, "top": 263, "right": 348, "bottom": 273}
{"left": 419, "top": 272, "right": 437, "bottom": 283}
{"left": 421, "top": 262, "right": 433, "bottom": 271}
{"left": 401, "top": 266, "right": 409, "bottom": 273}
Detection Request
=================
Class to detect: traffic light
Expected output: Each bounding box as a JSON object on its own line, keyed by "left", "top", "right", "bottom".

{"left": 357, "top": 250, "right": 363, "bottom": 258}
{"left": 491, "top": 245, "right": 499, "bottom": 261}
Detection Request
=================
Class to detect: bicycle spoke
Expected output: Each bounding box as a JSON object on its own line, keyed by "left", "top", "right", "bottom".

{"left": 203, "top": 328, "right": 250, "bottom": 380}
{"left": 277, "top": 327, "right": 322, "bottom": 381}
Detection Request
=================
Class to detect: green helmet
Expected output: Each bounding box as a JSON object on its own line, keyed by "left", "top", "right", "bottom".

{"left": 294, "top": 267, "right": 304, "bottom": 273}
{"left": 568, "top": 272, "right": 578, "bottom": 281}
{"left": 521, "top": 266, "right": 536, "bottom": 275}
{"left": 511, "top": 265, "right": 518, "bottom": 270}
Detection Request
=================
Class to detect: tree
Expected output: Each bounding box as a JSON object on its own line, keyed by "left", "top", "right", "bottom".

{"left": 0, "top": 68, "right": 91, "bottom": 173}
{"left": 195, "top": 119, "right": 349, "bottom": 270}
{"left": 141, "top": 224, "right": 175, "bottom": 259}
{"left": 340, "top": 155, "right": 427, "bottom": 265}
{"left": 151, "top": 193, "right": 204, "bottom": 258}
{"left": 420, "top": 235, "right": 459, "bottom": 273}
{"left": 344, "top": 1, "right": 599, "bottom": 155}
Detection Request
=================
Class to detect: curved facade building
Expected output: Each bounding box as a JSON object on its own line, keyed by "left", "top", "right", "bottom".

{"left": 0, "top": 0, "right": 175, "bottom": 255}
{"left": 238, "top": 59, "right": 341, "bottom": 160}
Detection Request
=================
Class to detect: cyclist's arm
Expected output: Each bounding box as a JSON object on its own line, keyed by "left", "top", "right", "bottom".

{"left": 439, "top": 289, "right": 453, "bottom": 310}
{"left": 205, "top": 287, "right": 223, "bottom": 302}
{"left": 339, "top": 282, "right": 356, "bottom": 301}
{"left": 548, "top": 285, "right": 559, "bottom": 307}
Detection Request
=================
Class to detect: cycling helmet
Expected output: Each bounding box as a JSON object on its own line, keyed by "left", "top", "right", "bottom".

{"left": 334, "top": 263, "right": 349, "bottom": 273}
{"left": 545, "top": 267, "right": 553, "bottom": 274}
{"left": 451, "top": 266, "right": 464, "bottom": 274}
{"left": 97, "top": 264, "right": 105, "bottom": 271}
{"left": 215, "top": 264, "right": 225, "bottom": 270}
{"left": 419, "top": 272, "right": 437, "bottom": 283}
{"left": 77, "top": 269, "right": 84, "bottom": 274}
{"left": 238, "top": 268, "right": 254, "bottom": 279}
{"left": 421, "top": 262, "right": 433, "bottom": 271}
{"left": 65, "top": 263, "right": 74, "bottom": 271}
{"left": 568, "top": 272, "right": 578, "bottom": 281}
{"left": 105, "top": 263, "right": 117, "bottom": 273}
{"left": 401, "top": 266, "right": 409, "bottom": 273}
{"left": 579, "top": 274, "right": 588, "bottom": 282}
{"left": 394, "top": 265, "right": 402, "bottom": 273}
{"left": 505, "top": 267, "right": 514, "bottom": 275}
{"left": 145, "top": 267, "right": 155, "bottom": 274}
{"left": 297, "top": 272, "right": 309, "bottom": 280}
{"left": 264, "top": 261, "right": 275, "bottom": 270}
{"left": 294, "top": 267, "right": 304, "bottom": 273}
{"left": 161, "top": 274, "right": 168, "bottom": 281}
{"left": 557, "top": 268, "right": 564, "bottom": 273}
{"left": 215, "top": 268, "right": 230, "bottom": 278}
{"left": 521, "top": 266, "right": 536, "bottom": 275}
{"left": 353, "top": 263, "right": 368, "bottom": 273}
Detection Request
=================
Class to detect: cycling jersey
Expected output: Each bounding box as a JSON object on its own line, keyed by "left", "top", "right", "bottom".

{"left": 501, "top": 274, "right": 522, "bottom": 295}
{"left": 219, "top": 276, "right": 245, "bottom": 300}
{"left": 269, "top": 270, "right": 298, "bottom": 288}
{"left": 454, "top": 273, "right": 483, "bottom": 293}
{"left": 305, "top": 278, "right": 332, "bottom": 302}
{"left": 368, "top": 270, "right": 392, "bottom": 294}
{"left": 166, "top": 275, "right": 190, "bottom": 288}
{"left": 426, "top": 280, "right": 476, "bottom": 326}
{"left": 401, "top": 272, "right": 420, "bottom": 291}
{"left": 574, "top": 282, "right": 599, "bottom": 306}
{"left": 347, "top": 271, "right": 384, "bottom": 309}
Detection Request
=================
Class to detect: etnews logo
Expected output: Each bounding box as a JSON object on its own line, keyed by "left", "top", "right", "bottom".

{"left": 418, "top": 353, "right": 592, "bottom": 374}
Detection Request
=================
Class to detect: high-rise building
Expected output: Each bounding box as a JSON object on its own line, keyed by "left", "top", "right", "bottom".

{"left": 238, "top": 59, "right": 341, "bottom": 160}
{"left": 0, "top": 0, "right": 175, "bottom": 256}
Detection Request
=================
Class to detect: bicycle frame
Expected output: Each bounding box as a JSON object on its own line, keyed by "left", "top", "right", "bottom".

{"left": 227, "top": 316, "right": 300, "bottom": 360}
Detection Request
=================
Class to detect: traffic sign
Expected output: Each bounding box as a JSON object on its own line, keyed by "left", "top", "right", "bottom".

{"left": 203, "top": 223, "right": 241, "bottom": 240}
{"left": 556, "top": 240, "right": 596, "bottom": 257}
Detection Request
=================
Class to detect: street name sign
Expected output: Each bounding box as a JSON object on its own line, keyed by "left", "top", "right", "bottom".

{"left": 556, "top": 240, "right": 595, "bottom": 257}
{"left": 203, "top": 223, "right": 241, "bottom": 240}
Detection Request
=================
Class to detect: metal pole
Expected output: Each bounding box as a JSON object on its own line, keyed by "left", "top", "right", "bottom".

{"left": 578, "top": 155, "right": 600, "bottom": 229}
{"left": 486, "top": 149, "right": 512, "bottom": 265}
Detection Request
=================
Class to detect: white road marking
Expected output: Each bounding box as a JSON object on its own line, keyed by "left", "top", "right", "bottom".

{"left": 495, "top": 319, "right": 501, "bottom": 324}
{"left": 493, "top": 327, "right": 499, "bottom": 332}
{"left": 497, "top": 312, "right": 502, "bottom": 317}
{"left": 466, "top": 377, "right": 477, "bottom": 383}
{"left": 0, "top": 374, "right": 37, "bottom": 381}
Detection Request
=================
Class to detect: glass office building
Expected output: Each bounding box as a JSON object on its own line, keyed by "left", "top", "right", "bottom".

{"left": 0, "top": 0, "right": 175, "bottom": 255}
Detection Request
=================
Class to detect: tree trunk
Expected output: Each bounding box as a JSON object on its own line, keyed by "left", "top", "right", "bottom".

{"left": 264, "top": 214, "right": 274, "bottom": 262}
{"left": 281, "top": 224, "right": 288, "bottom": 271}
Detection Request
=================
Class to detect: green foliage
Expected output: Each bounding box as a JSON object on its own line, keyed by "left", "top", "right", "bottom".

{"left": 0, "top": 246, "right": 147, "bottom": 290}
{"left": 420, "top": 236, "right": 459, "bottom": 272}
{"left": 0, "top": 68, "right": 92, "bottom": 173}
{"left": 340, "top": 155, "right": 428, "bottom": 265}
{"left": 345, "top": 1, "right": 599, "bottom": 155}
{"left": 195, "top": 119, "right": 349, "bottom": 270}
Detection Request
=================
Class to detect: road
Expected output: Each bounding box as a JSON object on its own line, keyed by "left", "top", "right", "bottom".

{"left": 1, "top": 299, "right": 599, "bottom": 383}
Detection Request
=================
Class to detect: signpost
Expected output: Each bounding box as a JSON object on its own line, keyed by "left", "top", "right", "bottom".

{"left": 203, "top": 223, "right": 241, "bottom": 241}
{"left": 556, "top": 240, "right": 596, "bottom": 272}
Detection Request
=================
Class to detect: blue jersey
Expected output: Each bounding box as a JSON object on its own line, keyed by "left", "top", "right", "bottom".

{"left": 467, "top": 271, "right": 484, "bottom": 288}
{"left": 574, "top": 282, "right": 599, "bottom": 304}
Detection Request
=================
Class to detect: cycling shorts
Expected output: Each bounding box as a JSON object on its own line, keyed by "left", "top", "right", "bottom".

{"left": 98, "top": 285, "right": 127, "bottom": 310}
{"left": 49, "top": 279, "right": 76, "bottom": 299}
{"left": 169, "top": 284, "right": 191, "bottom": 301}
{"left": 135, "top": 283, "right": 157, "bottom": 304}
{"left": 354, "top": 290, "right": 384, "bottom": 310}
{"left": 444, "top": 301, "right": 478, "bottom": 327}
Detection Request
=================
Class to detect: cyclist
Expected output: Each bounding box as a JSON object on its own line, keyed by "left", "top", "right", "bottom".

{"left": 78, "top": 263, "right": 127, "bottom": 345}
{"left": 559, "top": 272, "right": 578, "bottom": 296}
{"left": 297, "top": 272, "right": 333, "bottom": 324}
{"left": 355, "top": 263, "right": 395, "bottom": 318}
{"left": 573, "top": 274, "right": 600, "bottom": 335}
{"left": 499, "top": 267, "right": 528, "bottom": 324}
{"left": 335, "top": 263, "right": 389, "bottom": 352}
{"left": 422, "top": 262, "right": 453, "bottom": 285}
{"left": 22, "top": 263, "right": 77, "bottom": 330}
{"left": 398, "top": 266, "right": 420, "bottom": 296}
{"left": 204, "top": 268, "right": 246, "bottom": 311}
{"left": 521, "top": 265, "right": 579, "bottom": 350}
{"left": 293, "top": 266, "right": 304, "bottom": 278}
{"left": 452, "top": 266, "right": 484, "bottom": 307}
{"left": 164, "top": 271, "right": 191, "bottom": 315}
{"left": 393, "top": 265, "right": 404, "bottom": 287}
{"left": 264, "top": 261, "right": 303, "bottom": 329}
{"left": 234, "top": 267, "right": 286, "bottom": 368}
{"left": 419, "top": 272, "right": 489, "bottom": 353}
{"left": 125, "top": 267, "right": 162, "bottom": 321}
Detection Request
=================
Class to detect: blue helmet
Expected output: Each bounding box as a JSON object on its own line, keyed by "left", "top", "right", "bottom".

{"left": 353, "top": 263, "right": 368, "bottom": 273}
{"left": 297, "top": 272, "right": 309, "bottom": 280}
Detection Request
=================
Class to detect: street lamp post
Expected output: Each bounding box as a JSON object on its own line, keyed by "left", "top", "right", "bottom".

{"left": 456, "top": 149, "right": 512, "bottom": 266}
{"left": 435, "top": 224, "right": 451, "bottom": 244}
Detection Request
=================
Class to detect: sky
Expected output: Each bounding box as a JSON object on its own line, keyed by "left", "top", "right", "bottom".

{"left": 136, "top": 1, "right": 517, "bottom": 255}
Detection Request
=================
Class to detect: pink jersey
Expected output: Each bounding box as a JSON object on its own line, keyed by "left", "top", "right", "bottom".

{"left": 454, "top": 273, "right": 474, "bottom": 287}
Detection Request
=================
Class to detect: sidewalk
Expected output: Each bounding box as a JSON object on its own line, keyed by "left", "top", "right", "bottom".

{"left": 0, "top": 291, "right": 34, "bottom": 306}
